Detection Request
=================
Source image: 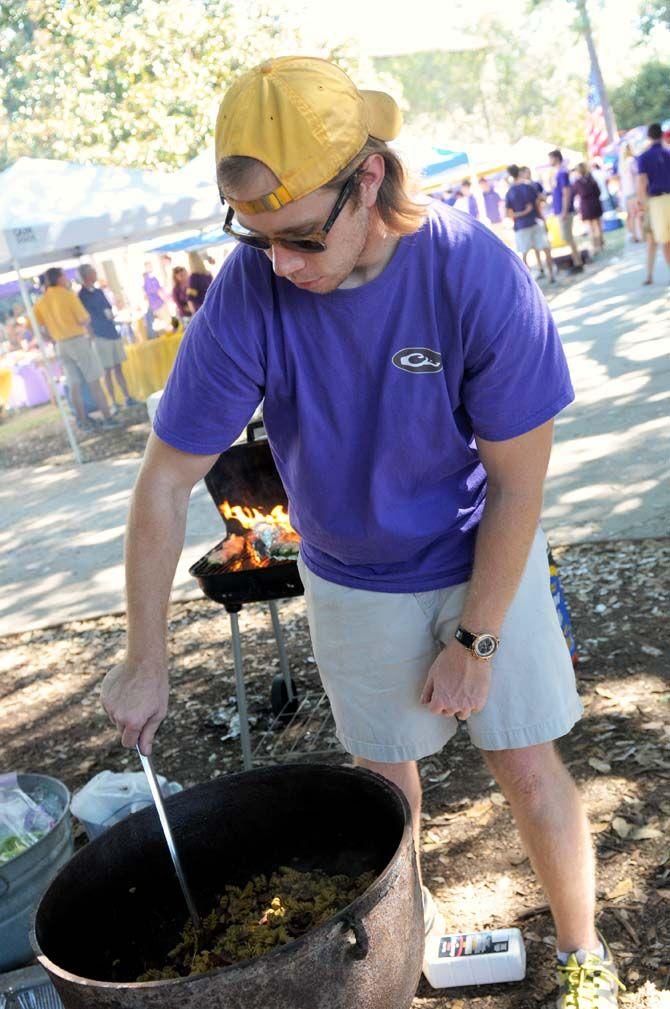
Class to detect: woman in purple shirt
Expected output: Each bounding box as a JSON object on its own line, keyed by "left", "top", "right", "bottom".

{"left": 186, "top": 252, "right": 214, "bottom": 314}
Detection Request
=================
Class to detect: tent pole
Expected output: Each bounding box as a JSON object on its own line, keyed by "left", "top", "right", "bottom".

{"left": 12, "top": 257, "right": 83, "bottom": 467}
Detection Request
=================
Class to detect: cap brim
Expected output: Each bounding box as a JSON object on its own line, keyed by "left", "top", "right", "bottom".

{"left": 360, "top": 90, "right": 403, "bottom": 142}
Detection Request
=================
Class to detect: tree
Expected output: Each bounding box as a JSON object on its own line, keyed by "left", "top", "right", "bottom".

{"left": 528, "top": 0, "right": 617, "bottom": 142}
{"left": 639, "top": 0, "right": 670, "bottom": 33}
{"left": 610, "top": 60, "right": 670, "bottom": 131}
{"left": 0, "top": 1, "right": 297, "bottom": 171}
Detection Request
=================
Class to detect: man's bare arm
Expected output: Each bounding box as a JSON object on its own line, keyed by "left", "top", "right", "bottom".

{"left": 459, "top": 419, "right": 554, "bottom": 634}
{"left": 636, "top": 172, "right": 648, "bottom": 207}
{"left": 421, "top": 419, "right": 554, "bottom": 720}
{"left": 101, "top": 432, "right": 220, "bottom": 753}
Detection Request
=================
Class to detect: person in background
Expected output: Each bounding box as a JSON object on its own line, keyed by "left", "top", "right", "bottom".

{"left": 172, "top": 266, "right": 193, "bottom": 324}
{"left": 520, "top": 166, "right": 544, "bottom": 201}
{"left": 186, "top": 252, "right": 214, "bottom": 314}
{"left": 142, "top": 261, "right": 172, "bottom": 338}
{"left": 619, "top": 144, "right": 641, "bottom": 242}
{"left": 590, "top": 160, "right": 612, "bottom": 211}
{"left": 505, "top": 164, "right": 555, "bottom": 283}
{"left": 453, "top": 179, "right": 479, "bottom": 219}
{"left": 548, "top": 149, "right": 583, "bottom": 275}
{"left": 572, "top": 164, "right": 604, "bottom": 255}
{"left": 641, "top": 205, "right": 658, "bottom": 286}
{"left": 444, "top": 186, "right": 460, "bottom": 206}
{"left": 78, "top": 265, "right": 139, "bottom": 409}
{"left": 33, "top": 267, "right": 118, "bottom": 431}
{"left": 479, "top": 178, "right": 503, "bottom": 226}
{"left": 636, "top": 123, "right": 670, "bottom": 278}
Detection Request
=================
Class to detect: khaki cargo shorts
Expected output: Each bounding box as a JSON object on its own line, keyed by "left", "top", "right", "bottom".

{"left": 648, "top": 193, "right": 670, "bottom": 244}
{"left": 94, "top": 335, "right": 126, "bottom": 369}
{"left": 297, "top": 527, "right": 582, "bottom": 762}
{"left": 56, "top": 335, "right": 104, "bottom": 387}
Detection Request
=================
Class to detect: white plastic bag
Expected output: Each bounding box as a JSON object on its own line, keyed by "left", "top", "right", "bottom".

{"left": 71, "top": 770, "right": 182, "bottom": 840}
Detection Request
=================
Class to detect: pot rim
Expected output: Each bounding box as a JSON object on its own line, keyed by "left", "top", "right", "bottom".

{"left": 31, "top": 763, "right": 416, "bottom": 989}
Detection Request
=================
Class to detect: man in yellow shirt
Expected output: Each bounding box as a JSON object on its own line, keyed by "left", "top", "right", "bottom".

{"left": 33, "top": 267, "right": 118, "bottom": 431}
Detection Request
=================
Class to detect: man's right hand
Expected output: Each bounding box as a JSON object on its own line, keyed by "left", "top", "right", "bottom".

{"left": 101, "top": 660, "right": 169, "bottom": 755}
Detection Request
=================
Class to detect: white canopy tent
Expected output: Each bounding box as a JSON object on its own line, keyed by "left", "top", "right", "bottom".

{"left": 0, "top": 157, "right": 225, "bottom": 463}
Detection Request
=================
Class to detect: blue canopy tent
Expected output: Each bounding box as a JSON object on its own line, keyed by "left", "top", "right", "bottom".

{"left": 150, "top": 227, "right": 234, "bottom": 254}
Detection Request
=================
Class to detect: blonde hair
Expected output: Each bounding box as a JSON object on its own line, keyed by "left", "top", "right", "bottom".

{"left": 218, "top": 137, "right": 428, "bottom": 238}
{"left": 188, "top": 252, "right": 209, "bottom": 274}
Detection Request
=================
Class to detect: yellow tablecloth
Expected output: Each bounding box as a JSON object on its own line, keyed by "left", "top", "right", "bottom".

{"left": 111, "top": 330, "right": 184, "bottom": 404}
{"left": 0, "top": 367, "right": 12, "bottom": 407}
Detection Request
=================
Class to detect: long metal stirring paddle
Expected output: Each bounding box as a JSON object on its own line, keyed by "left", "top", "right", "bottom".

{"left": 136, "top": 744, "right": 202, "bottom": 933}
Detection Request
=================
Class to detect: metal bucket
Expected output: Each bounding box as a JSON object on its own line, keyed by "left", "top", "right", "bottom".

{"left": 32, "top": 764, "right": 424, "bottom": 1009}
{"left": 1, "top": 773, "right": 74, "bottom": 971}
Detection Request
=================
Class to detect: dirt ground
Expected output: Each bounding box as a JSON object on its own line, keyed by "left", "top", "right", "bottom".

{"left": 1, "top": 535, "right": 668, "bottom": 1007}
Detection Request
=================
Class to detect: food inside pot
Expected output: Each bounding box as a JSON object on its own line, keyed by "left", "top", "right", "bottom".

{"left": 137, "top": 866, "right": 374, "bottom": 981}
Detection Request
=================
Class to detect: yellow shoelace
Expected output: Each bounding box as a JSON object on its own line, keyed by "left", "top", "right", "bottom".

{"left": 558, "top": 960, "right": 626, "bottom": 1008}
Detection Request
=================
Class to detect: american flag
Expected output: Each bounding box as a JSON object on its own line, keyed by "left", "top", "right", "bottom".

{"left": 586, "top": 71, "right": 609, "bottom": 159}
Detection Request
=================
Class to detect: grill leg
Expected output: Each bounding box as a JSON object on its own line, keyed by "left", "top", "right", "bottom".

{"left": 269, "top": 599, "right": 295, "bottom": 701}
{"left": 228, "top": 610, "right": 253, "bottom": 771}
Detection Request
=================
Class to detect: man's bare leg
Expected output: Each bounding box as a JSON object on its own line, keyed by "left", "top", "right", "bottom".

{"left": 354, "top": 757, "right": 423, "bottom": 881}
{"left": 89, "top": 378, "right": 113, "bottom": 419}
{"left": 113, "top": 363, "right": 131, "bottom": 401}
{"left": 70, "top": 382, "right": 87, "bottom": 424}
{"left": 483, "top": 741, "right": 598, "bottom": 953}
{"left": 102, "top": 367, "right": 116, "bottom": 405}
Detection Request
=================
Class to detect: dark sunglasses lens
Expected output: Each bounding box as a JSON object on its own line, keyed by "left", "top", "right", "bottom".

{"left": 236, "top": 233, "right": 271, "bottom": 250}
{"left": 283, "top": 239, "right": 326, "bottom": 253}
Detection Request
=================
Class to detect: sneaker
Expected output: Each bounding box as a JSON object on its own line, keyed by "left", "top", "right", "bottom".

{"left": 124, "top": 396, "right": 141, "bottom": 407}
{"left": 568, "top": 264, "right": 584, "bottom": 275}
{"left": 422, "top": 886, "right": 445, "bottom": 938}
{"left": 556, "top": 934, "right": 624, "bottom": 1008}
{"left": 76, "top": 419, "right": 94, "bottom": 432}
{"left": 100, "top": 417, "right": 122, "bottom": 430}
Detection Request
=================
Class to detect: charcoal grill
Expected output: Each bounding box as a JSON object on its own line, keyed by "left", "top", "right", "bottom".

{"left": 190, "top": 422, "right": 338, "bottom": 770}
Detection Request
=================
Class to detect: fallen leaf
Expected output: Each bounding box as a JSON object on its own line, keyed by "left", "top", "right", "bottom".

{"left": 611, "top": 817, "right": 632, "bottom": 839}
{"left": 595, "top": 686, "right": 616, "bottom": 699}
{"left": 628, "top": 825, "right": 662, "bottom": 841}
{"left": 510, "top": 851, "right": 530, "bottom": 864}
{"left": 466, "top": 799, "right": 493, "bottom": 819}
{"left": 588, "top": 757, "right": 611, "bottom": 773}
{"left": 656, "top": 889, "right": 670, "bottom": 900}
{"left": 606, "top": 878, "right": 633, "bottom": 901}
{"left": 641, "top": 645, "right": 663, "bottom": 657}
{"left": 590, "top": 821, "right": 612, "bottom": 834}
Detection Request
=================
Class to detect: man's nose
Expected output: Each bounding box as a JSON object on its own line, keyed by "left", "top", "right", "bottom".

{"left": 270, "top": 244, "right": 306, "bottom": 278}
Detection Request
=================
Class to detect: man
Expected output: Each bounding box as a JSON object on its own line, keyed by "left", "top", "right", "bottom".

{"left": 479, "top": 177, "right": 503, "bottom": 227}
{"left": 519, "top": 165, "right": 544, "bottom": 200}
{"left": 78, "top": 265, "right": 139, "bottom": 410}
{"left": 142, "top": 261, "right": 172, "bottom": 338}
{"left": 636, "top": 123, "right": 670, "bottom": 276}
{"left": 453, "top": 179, "right": 479, "bottom": 218}
{"left": 101, "top": 57, "right": 622, "bottom": 1007}
{"left": 33, "top": 267, "right": 118, "bottom": 431}
{"left": 505, "top": 164, "right": 555, "bottom": 283}
{"left": 548, "top": 149, "right": 583, "bottom": 275}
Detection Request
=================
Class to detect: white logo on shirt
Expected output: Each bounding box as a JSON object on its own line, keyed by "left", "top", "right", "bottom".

{"left": 392, "top": 348, "right": 443, "bottom": 374}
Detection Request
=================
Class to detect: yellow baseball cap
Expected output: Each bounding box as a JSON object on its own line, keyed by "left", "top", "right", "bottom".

{"left": 215, "top": 56, "right": 403, "bottom": 214}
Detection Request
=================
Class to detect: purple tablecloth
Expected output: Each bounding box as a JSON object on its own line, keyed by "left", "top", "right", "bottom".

{"left": 6, "top": 361, "right": 58, "bottom": 408}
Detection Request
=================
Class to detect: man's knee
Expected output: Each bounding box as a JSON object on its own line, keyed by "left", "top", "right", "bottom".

{"left": 481, "top": 742, "right": 562, "bottom": 808}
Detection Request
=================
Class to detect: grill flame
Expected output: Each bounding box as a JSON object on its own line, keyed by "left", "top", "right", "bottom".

{"left": 220, "top": 501, "right": 293, "bottom": 533}
{"left": 212, "top": 500, "right": 300, "bottom": 571}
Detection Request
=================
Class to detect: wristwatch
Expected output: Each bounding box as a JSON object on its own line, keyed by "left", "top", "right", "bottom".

{"left": 455, "top": 625, "right": 499, "bottom": 660}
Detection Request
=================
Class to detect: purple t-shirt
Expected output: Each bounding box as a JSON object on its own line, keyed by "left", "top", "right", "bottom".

{"left": 505, "top": 182, "right": 538, "bottom": 230}
{"left": 552, "top": 166, "right": 574, "bottom": 215}
{"left": 187, "top": 271, "right": 213, "bottom": 311}
{"left": 482, "top": 189, "right": 503, "bottom": 224}
{"left": 155, "top": 204, "right": 574, "bottom": 593}
{"left": 637, "top": 142, "right": 670, "bottom": 196}
{"left": 143, "top": 274, "right": 165, "bottom": 312}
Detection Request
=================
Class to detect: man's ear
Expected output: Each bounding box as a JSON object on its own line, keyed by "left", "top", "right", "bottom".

{"left": 358, "top": 153, "right": 386, "bottom": 209}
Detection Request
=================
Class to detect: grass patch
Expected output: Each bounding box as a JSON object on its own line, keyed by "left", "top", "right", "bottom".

{"left": 0, "top": 404, "right": 61, "bottom": 443}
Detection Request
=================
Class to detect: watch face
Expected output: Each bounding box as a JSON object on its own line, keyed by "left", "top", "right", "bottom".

{"left": 474, "top": 634, "right": 497, "bottom": 658}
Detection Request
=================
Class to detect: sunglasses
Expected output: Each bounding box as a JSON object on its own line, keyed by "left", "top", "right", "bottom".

{"left": 223, "top": 172, "right": 360, "bottom": 253}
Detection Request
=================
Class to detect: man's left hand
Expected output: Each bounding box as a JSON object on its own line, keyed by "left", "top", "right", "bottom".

{"left": 420, "top": 640, "right": 492, "bottom": 720}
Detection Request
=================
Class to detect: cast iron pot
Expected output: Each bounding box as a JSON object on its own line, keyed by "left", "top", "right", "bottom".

{"left": 31, "top": 763, "right": 424, "bottom": 1009}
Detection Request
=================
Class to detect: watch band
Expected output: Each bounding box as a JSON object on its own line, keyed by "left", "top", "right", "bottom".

{"left": 455, "top": 625, "right": 476, "bottom": 649}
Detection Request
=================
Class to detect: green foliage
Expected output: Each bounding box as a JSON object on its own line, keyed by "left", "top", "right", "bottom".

{"left": 0, "top": 0, "right": 297, "bottom": 170}
{"left": 610, "top": 60, "right": 670, "bottom": 130}
{"left": 639, "top": 0, "right": 670, "bottom": 33}
{"left": 374, "top": 20, "right": 587, "bottom": 151}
